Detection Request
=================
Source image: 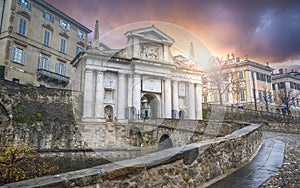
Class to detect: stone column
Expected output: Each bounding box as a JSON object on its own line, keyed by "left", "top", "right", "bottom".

{"left": 164, "top": 78, "right": 172, "bottom": 118}
{"left": 117, "top": 73, "right": 125, "bottom": 120}
{"left": 275, "top": 82, "right": 279, "bottom": 100}
{"left": 188, "top": 82, "right": 196, "bottom": 119}
{"left": 83, "top": 69, "right": 94, "bottom": 119}
{"left": 254, "top": 72, "right": 259, "bottom": 101}
{"left": 133, "top": 74, "right": 141, "bottom": 118}
{"left": 127, "top": 74, "right": 133, "bottom": 107}
{"left": 195, "top": 84, "right": 202, "bottom": 120}
{"left": 94, "top": 71, "right": 104, "bottom": 119}
{"left": 172, "top": 80, "right": 179, "bottom": 119}
{"left": 246, "top": 71, "right": 253, "bottom": 102}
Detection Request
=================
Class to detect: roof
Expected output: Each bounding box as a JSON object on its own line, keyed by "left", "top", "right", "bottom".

{"left": 33, "top": 0, "right": 92, "bottom": 33}
{"left": 225, "top": 59, "right": 274, "bottom": 72}
{"left": 272, "top": 71, "right": 300, "bottom": 81}
{"left": 124, "top": 25, "right": 175, "bottom": 45}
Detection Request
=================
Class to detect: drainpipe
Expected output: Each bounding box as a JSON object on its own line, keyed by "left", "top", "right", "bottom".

{"left": 0, "top": 0, "right": 6, "bottom": 34}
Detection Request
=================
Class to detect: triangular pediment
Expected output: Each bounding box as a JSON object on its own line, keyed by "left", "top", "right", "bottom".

{"left": 125, "top": 25, "right": 174, "bottom": 45}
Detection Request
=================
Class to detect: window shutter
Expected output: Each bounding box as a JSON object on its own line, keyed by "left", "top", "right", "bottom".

{"left": 59, "top": 20, "right": 63, "bottom": 27}
{"left": 42, "top": 11, "right": 46, "bottom": 19}
{"left": 28, "top": 2, "right": 32, "bottom": 11}
{"left": 83, "top": 33, "right": 86, "bottom": 40}
{"left": 39, "top": 55, "right": 42, "bottom": 69}
{"left": 67, "top": 24, "right": 70, "bottom": 31}
{"left": 47, "top": 59, "right": 51, "bottom": 70}
{"left": 55, "top": 63, "right": 58, "bottom": 73}
{"left": 51, "top": 15, "right": 55, "bottom": 23}
{"left": 11, "top": 46, "right": 16, "bottom": 61}
{"left": 22, "top": 49, "right": 27, "bottom": 65}
{"left": 63, "top": 64, "right": 66, "bottom": 76}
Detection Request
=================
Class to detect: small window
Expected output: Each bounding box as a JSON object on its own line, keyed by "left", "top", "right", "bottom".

{"left": 60, "top": 38, "right": 66, "bottom": 53}
{"left": 76, "top": 46, "right": 83, "bottom": 55}
{"left": 11, "top": 46, "right": 27, "bottom": 65}
{"left": 59, "top": 20, "right": 70, "bottom": 31}
{"left": 77, "top": 30, "right": 86, "bottom": 40}
{"left": 18, "top": 18, "right": 27, "bottom": 36}
{"left": 238, "top": 71, "right": 244, "bottom": 79}
{"left": 18, "top": 0, "right": 32, "bottom": 10}
{"left": 39, "top": 56, "right": 50, "bottom": 70}
{"left": 43, "top": 30, "right": 50, "bottom": 46}
{"left": 56, "top": 63, "right": 66, "bottom": 75}
{"left": 12, "top": 78, "right": 20, "bottom": 83}
{"left": 214, "top": 93, "right": 218, "bottom": 102}
{"left": 43, "top": 11, "right": 54, "bottom": 23}
{"left": 240, "top": 90, "right": 245, "bottom": 101}
{"left": 203, "top": 95, "right": 208, "bottom": 103}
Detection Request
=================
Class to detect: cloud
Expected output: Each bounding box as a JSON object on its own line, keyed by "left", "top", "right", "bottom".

{"left": 46, "top": 0, "right": 300, "bottom": 67}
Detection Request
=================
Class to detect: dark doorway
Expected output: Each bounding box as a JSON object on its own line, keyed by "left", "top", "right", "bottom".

{"left": 158, "top": 134, "right": 173, "bottom": 150}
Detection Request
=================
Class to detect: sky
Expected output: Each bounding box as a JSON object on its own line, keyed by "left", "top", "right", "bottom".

{"left": 46, "top": 0, "right": 300, "bottom": 71}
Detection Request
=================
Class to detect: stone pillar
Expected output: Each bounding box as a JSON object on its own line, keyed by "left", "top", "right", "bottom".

{"left": 127, "top": 74, "right": 133, "bottom": 107}
{"left": 94, "top": 71, "right": 104, "bottom": 119}
{"left": 188, "top": 82, "right": 196, "bottom": 119}
{"left": 254, "top": 72, "right": 259, "bottom": 100}
{"left": 164, "top": 78, "right": 172, "bottom": 118}
{"left": 246, "top": 71, "right": 253, "bottom": 102}
{"left": 133, "top": 74, "right": 141, "bottom": 118}
{"left": 172, "top": 80, "right": 179, "bottom": 119}
{"left": 117, "top": 73, "right": 125, "bottom": 120}
{"left": 275, "top": 82, "right": 279, "bottom": 100}
{"left": 195, "top": 84, "right": 202, "bottom": 120}
{"left": 83, "top": 69, "right": 94, "bottom": 119}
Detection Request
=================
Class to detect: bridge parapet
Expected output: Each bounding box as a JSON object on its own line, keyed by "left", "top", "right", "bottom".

{"left": 4, "top": 123, "right": 262, "bottom": 187}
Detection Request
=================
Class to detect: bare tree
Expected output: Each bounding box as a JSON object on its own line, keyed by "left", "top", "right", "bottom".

{"left": 259, "top": 87, "right": 273, "bottom": 112}
{"left": 204, "top": 56, "right": 234, "bottom": 105}
{"left": 276, "top": 89, "right": 300, "bottom": 115}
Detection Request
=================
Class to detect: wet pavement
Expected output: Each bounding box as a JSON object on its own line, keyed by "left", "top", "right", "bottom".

{"left": 209, "top": 138, "right": 285, "bottom": 188}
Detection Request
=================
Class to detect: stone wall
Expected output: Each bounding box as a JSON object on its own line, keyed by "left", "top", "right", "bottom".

{"left": 3, "top": 124, "right": 263, "bottom": 187}
{"left": 262, "top": 121, "right": 300, "bottom": 133}
{"left": 203, "top": 103, "right": 300, "bottom": 133}
{"left": 0, "top": 79, "right": 82, "bottom": 149}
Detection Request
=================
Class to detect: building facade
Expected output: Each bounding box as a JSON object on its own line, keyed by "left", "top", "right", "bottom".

{"left": 203, "top": 57, "right": 274, "bottom": 111}
{"left": 72, "top": 24, "right": 203, "bottom": 122}
{"left": 272, "top": 69, "right": 300, "bottom": 114}
{"left": 0, "top": 0, "right": 91, "bottom": 88}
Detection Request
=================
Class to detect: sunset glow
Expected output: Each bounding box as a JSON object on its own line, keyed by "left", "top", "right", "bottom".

{"left": 46, "top": 0, "right": 300, "bottom": 71}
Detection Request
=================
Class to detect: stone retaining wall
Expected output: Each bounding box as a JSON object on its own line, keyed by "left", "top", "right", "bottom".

{"left": 4, "top": 124, "right": 263, "bottom": 187}
{"left": 262, "top": 122, "right": 300, "bottom": 133}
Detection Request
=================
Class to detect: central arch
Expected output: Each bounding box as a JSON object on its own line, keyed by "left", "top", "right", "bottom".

{"left": 158, "top": 134, "right": 173, "bottom": 150}
{"left": 140, "top": 94, "right": 160, "bottom": 119}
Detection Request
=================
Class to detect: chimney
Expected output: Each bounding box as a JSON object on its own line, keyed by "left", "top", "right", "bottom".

{"left": 285, "top": 68, "right": 287, "bottom": 73}
{"left": 236, "top": 57, "right": 240, "bottom": 62}
{"left": 279, "top": 68, "right": 283, "bottom": 74}
{"left": 92, "top": 20, "right": 100, "bottom": 49}
{"left": 266, "top": 62, "right": 269, "bottom": 67}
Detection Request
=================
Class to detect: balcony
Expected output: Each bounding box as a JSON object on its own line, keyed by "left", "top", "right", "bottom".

{"left": 37, "top": 69, "right": 69, "bottom": 87}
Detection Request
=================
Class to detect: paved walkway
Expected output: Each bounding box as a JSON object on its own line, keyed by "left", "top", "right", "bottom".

{"left": 209, "top": 138, "right": 285, "bottom": 188}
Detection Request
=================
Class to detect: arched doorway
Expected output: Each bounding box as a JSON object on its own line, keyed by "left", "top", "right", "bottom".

{"left": 158, "top": 134, "right": 173, "bottom": 150}
{"left": 140, "top": 94, "right": 159, "bottom": 119}
{"left": 104, "top": 105, "right": 113, "bottom": 122}
{"left": 179, "top": 110, "right": 185, "bottom": 119}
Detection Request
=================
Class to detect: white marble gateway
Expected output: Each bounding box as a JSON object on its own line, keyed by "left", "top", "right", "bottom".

{"left": 71, "top": 24, "right": 203, "bottom": 123}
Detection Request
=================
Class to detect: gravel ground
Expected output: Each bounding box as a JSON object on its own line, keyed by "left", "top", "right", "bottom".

{"left": 259, "top": 131, "right": 300, "bottom": 188}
